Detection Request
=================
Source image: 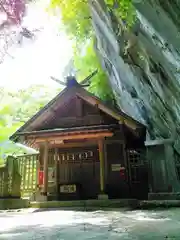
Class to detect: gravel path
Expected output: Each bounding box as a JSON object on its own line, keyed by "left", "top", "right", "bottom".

{"left": 0, "top": 208, "right": 179, "bottom": 239}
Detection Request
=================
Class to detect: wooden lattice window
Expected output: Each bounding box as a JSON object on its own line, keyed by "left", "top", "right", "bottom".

{"left": 127, "top": 149, "right": 146, "bottom": 183}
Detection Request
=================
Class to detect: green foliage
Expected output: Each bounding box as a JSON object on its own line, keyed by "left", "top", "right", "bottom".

{"left": 0, "top": 85, "right": 60, "bottom": 158}
{"left": 74, "top": 40, "right": 114, "bottom": 102}
{"left": 50, "top": 0, "right": 135, "bottom": 102}
{"left": 105, "top": 0, "right": 135, "bottom": 27}
{"left": 0, "top": 123, "right": 23, "bottom": 142}
{"left": 50, "top": 0, "right": 92, "bottom": 42}
{"left": 50, "top": 0, "right": 135, "bottom": 41}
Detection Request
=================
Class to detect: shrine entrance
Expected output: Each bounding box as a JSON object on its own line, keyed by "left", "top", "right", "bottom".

{"left": 56, "top": 145, "right": 100, "bottom": 200}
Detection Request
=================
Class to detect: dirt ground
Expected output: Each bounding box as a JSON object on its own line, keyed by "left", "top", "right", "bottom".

{"left": 0, "top": 208, "right": 179, "bottom": 239}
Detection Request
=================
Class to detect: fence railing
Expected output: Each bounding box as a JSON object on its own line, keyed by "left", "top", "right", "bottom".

{"left": 0, "top": 156, "right": 21, "bottom": 198}
{"left": 17, "top": 153, "right": 39, "bottom": 198}
{"left": 0, "top": 154, "right": 39, "bottom": 198}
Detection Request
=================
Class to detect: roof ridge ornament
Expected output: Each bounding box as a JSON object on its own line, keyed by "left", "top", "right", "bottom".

{"left": 50, "top": 69, "right": 98, "bottom": 88}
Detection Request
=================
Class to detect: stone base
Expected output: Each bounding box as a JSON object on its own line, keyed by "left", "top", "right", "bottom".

{"left": 98, "top": 194, "right": 109, "bottom": 200}
{"left": 30, "top": 199, "right": 138, "bottom": 209}
{"left": 0, "top": 199, "right": 29, "bottom": 210}
{"left": 140, "top": 200, "right": 180, "bottom": 209}
{"left": 148, "top": 192, "right": 180, "bottom": 200}
{"left": 32, "top": 192, "right": 48, "bottom": 202}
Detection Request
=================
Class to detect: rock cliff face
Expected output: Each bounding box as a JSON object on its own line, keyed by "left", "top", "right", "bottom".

{"left": 89, "top": 0, "right": 180, "bottom": 140}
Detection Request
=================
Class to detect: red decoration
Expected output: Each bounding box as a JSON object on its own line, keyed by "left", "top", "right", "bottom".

{"left": 38, "top": 170, "right": 44, "bottom": 186}
{"left": 120, "top": 168, "right": 126, "bottom": 180}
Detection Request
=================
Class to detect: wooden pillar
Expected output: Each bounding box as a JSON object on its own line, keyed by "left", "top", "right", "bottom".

{"left": 55, "top": 147, "right": 59, "bottom": 194}
{"left": 104, "top": 142, "right": 108, "bottom": 187}
{"left": 42, "top": 141, "right": 49, "bottom": 195}
{"left": 98, "top": 139, "right": 105, "bottom": 193}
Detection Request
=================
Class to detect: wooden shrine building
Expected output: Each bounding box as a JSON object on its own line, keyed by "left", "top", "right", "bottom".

{"left": 10, "top": 80, "right": 148, "bottom": 200}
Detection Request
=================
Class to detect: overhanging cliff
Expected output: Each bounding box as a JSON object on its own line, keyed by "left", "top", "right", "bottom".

{"left": 88, "top": 0, "right": 180, "bottom": 140}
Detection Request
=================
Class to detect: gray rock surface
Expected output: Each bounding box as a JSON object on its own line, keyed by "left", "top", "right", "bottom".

{"left": 88, "top": 0, "right": 180, "bottom": 139}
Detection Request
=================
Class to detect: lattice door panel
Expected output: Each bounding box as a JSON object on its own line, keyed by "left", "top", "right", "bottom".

{"left": 17, "top": 154, "right": 39, "bottom": 197}
{"left": 127, "top": 149, "right": 147, "bottom": 183}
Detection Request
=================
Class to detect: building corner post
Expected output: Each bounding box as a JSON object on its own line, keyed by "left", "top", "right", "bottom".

{"left": 42, "top": 141, "right": 49, "bottom": 198}
{"left": 98, "top": 139, "right": 108, "bottom": 200}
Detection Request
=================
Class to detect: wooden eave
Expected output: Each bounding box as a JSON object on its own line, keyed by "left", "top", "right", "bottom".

{"left": 22, "top": 128, "right": 114, "bottom": 148}
{"left": 26, "top": 131, "right": 113, "bottom": 142}
{"left": 17, "top": 124, "right": 117, "bottom": 137}
{"left": 76, "top": 87, "right": 144, "bottom": 130}
{"left": 10, "top": 87, "right": 74, "bottom": 142}
{"left": 17, "top": 125, "right": 115, "bottom": 140}
{"left": 10, "top": 86, "right": 146, "bottom": 143}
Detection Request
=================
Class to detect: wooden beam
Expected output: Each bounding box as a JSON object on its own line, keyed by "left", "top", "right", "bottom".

{"left": 27, "top": 140, "right": 98, "bottom": 150}
{"left": 104, "top": 142, "right": 108, "bottom": 188}
{"left": 76, "top": 96, "right": 83, "bottom": 117}
{"left": 39, "top": 145, "right": 44, "bottom": 166}
{"left": 98, "top": 139, "right": 105, "bottom": 193}
{"left": 76, "top": 89, "right": 142, "bottom": 130}
{"left": 124, "top": 119, "right": 137, "bottom": 130}
{"left": 24, "top": 88, "right": 75, "bottom": 131}
{"left": 55, "top": 147, "right": 59, "bottom": 193}
{"left": 27, "top": 132, "right": 113, "bottom": 143}
{"left": 77, "top": 92, "right": 124, "bottom": 122}
{"left": 42, "top": 141, "right": 49, "bottom": 195}
{"left": 105, "top": 139, "right": 124, "bottom": 144}
{"left": 41, "top": 141, "right": 98, "bottom": 149}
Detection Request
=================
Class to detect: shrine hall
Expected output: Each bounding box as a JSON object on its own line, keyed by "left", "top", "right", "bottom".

{"left": 10, "top": 78, "right": 148, "bottom": 201}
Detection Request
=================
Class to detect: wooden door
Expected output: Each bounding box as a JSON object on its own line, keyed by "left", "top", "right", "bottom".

{"left": 106, "top": 142, "right": 130, "bottom": 198}
{"left": 127, "top": 149, "right": 148, "bottom": 199}
{"left": 57, "top": 145, "right": 100, "bottom": 199}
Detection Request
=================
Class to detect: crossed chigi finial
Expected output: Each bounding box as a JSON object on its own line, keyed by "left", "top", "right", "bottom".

{"left": 50, "top": 69, "right": 98, "bottom": 88}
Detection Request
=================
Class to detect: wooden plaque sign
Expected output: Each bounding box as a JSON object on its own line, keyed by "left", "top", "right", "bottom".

{"left": 111, "top": 164, "right": 122, "bottom": 171}
{"left": 48, "top": 167, "right": 55, "bottom": 183}
{"left": 60, "top": 184, "right": 76, "bottom": 193}
{"left": 58, "top": 150, "right": 94, "bottom": 162}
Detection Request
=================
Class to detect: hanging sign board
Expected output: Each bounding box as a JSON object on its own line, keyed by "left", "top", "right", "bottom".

{"left": 38, "top": 168, "right": 55, "bottom": 186}
{"left": 111, "top": 164, "right": 122, "bottom": 171}
{"left": 60, "top": 184, "right": 76, "bottom": 193}
{"left": 48, "top": 167, "right": 55, "bottom": 183}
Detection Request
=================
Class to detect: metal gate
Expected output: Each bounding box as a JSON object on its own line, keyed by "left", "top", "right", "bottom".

{"left": 127, "top": 149, "right": 148, "bottom": 199}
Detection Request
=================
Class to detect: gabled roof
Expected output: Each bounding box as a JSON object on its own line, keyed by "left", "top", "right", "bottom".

{"left": 10, "top": 86, "right": 145, "bottom": 142}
